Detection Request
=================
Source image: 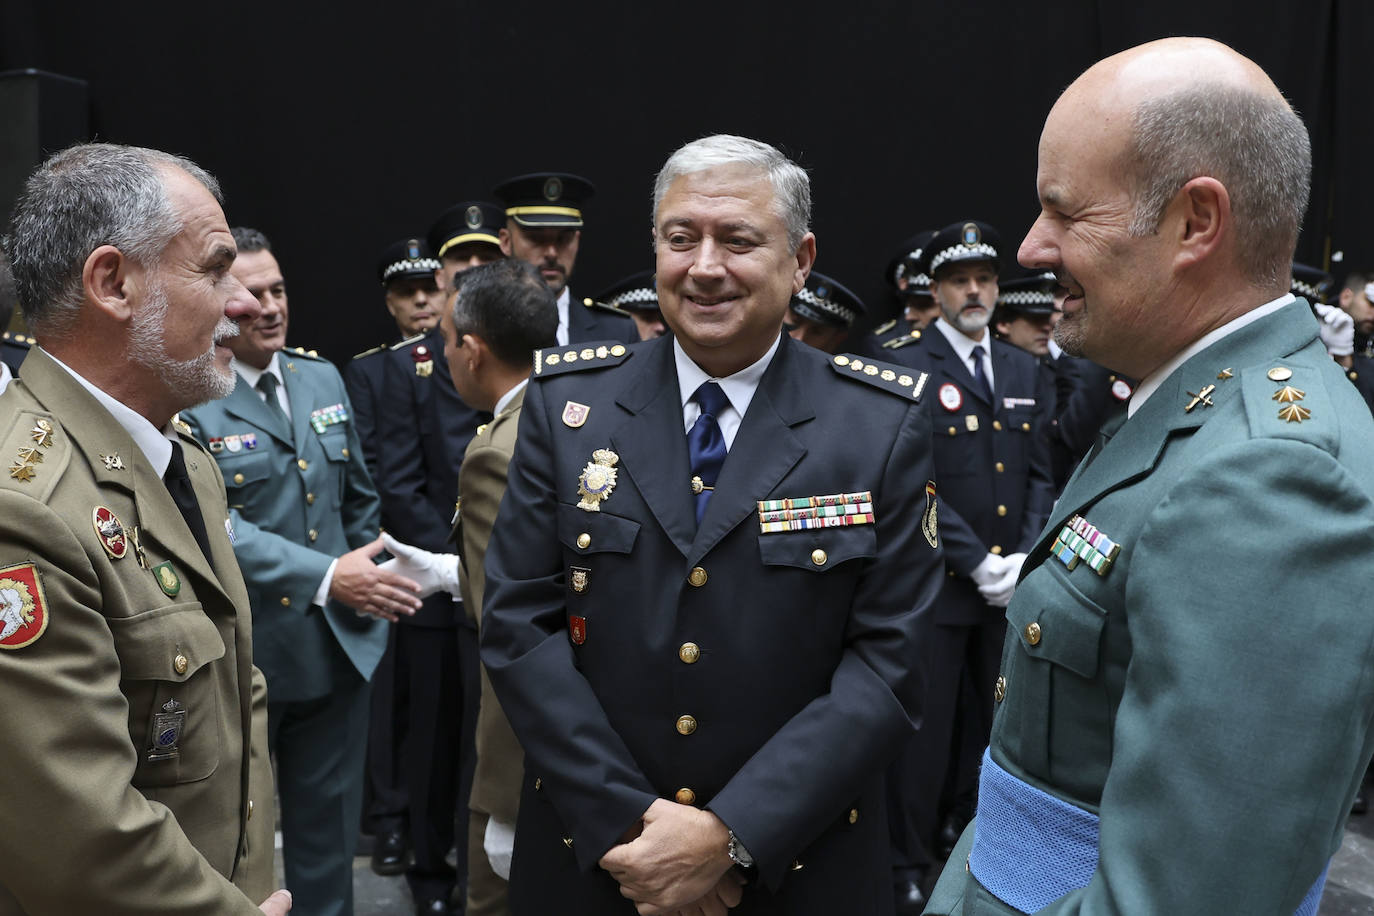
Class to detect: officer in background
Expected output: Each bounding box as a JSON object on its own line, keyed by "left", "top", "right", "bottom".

{"left": 347, "top": 238, "right": 445, "bottom": 877}
{"left": 0, "top": 141, "right": 289, "bottom": 916}
{"left": 493, "top": 172, "right": 637, "bottom": 346}
{"left": 593, "top": 271, "right": 667, "bottom": 340}
{"left": 481, "top": 134, "right": 943, "bottom": 915}
{"left": 784, "top": 271, "right": 867, "bottom": 355}
{"left": 873, "top": 229, "right": 938, "bottom": 353}
{"left": 0, "top": 249, "right": 34, "bottom": 386}
{"left": 183, "top": 227, "right": 423, "bottom": 916}
{"left": 429, "top": 201, "right": 506, "bottom": 291}
{"left": 372, "top": 261, "right": 491, "bottom": 915}
{"left": 1337, "top": 269, "right": 1373, "bottom": 355}
{"left": 885, "top": 220, "right": 1054, "bottom": 904}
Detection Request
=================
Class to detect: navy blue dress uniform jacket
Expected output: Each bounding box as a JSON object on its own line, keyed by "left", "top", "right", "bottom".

{"left": 888, "top": 331, "right": 1055, "bottom": 624}
{"left": 344, "top": 340, "right": 398, "bottom": 479}
{"left": 183, "top": 351, "right": 388, "bottom": 701}
{"left": 481, "top": 334, "right": 944, "bottom": 914}
{"left": 374, "top": 328, "right": 488, "bottom": 627}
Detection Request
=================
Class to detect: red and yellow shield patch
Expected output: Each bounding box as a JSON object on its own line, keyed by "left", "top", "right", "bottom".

{"left": 0, "top": 563, "right": 49, "bottom": 650}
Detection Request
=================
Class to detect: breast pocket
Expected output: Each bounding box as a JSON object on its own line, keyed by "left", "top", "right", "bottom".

{"left": 556, "top": 504, "right": 640, "bottom": 642}
{"left": 318, "top": 429, "right": 351, "bottom": 507}
{"left": 757, "top": 523, "right": 877, "bottom": 572}
{"left": 218, "top": 451, "right": 273, "bottom": 511}
{"left": 1002, "top": 564, "right": 1109, "bottom": 778}
{"left": 107, "top": 603, "right": 226, "bottom": 787}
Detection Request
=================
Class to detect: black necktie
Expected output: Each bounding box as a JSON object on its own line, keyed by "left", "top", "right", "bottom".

{"left": 687, "top": 381, "right": 730, "bottom": 524}
{"left": 165, "top": 441, "right": 213, "bottom": 562}
{"left": 970, "top": 345, "right": 993, "bottom": 403}
{"left": 256, "top": 372, "right": 287, "bottom": 421}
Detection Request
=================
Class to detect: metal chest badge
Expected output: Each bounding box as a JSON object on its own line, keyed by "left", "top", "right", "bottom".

{"left": 413, "top": 344, "right": 434, "bottom": 377}
{"left": 152, "top": 562, "right": 181, "bottom": 597}
{"left": 149, "top": 697, "right": 186, "bottom": 762}
{"left": 562, "top": 401, "right": 590, "bottom": 428}
{"left": 576, "top": 449, "right": 619, "bottom": 511}
{"left": 92, "top": 506, "right": 129, "bottom": 560}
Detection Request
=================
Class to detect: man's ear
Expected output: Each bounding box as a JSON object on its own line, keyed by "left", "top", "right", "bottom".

{"left": 1171, "top": 176, "right": 1229, "bottom": 271}
{"left": 498, "top": 227, "right": 513, "bottom": 257}
{"left": 793, "top": 233, "right": 817, "bottom": 293}
{"left": 83, "top": 245, "right": 138, "bottom": 321}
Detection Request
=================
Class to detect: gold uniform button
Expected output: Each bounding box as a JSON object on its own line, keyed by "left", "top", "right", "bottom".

{"left": 948, "top": 426, "right": 957, "bottom": 436}
{"left": 679, "top": 642, "right": 701, "bottom": 664}
{"left": 1021, "top": 422, "right": 1031, "bottom": 432}
{"left": 233, "top": 472, "right": 245, "bottom": 484}
{"left": 297, "top": 458, "right": 308, "bottom": 471}
{"left": 341, "top": 448, "right": 350, "bottom": 458}
{"left": 576, "top": 533, "right": 591, "bottom": 549}
{"left": 990, "top": 545, "right": 1003, "bottom": 555}
{"left": 306, "top": 492, "right": 315, "bottom": 505}
{"left": 848, "top": 808, "right": 859, "bottom": 824}
{"left": 994, "top": 675, "right": 1007, "bottom": 703}
{"left": 811, "top": 549, "right": 827, "bottom": 567}
{"left": 688, "top": 567, "right": 708, "bottom": 587}
{"left": 675, "top": 788, "right": 696, "bottom": 805}
{"left": 173, "top": 654, "right": 189, "bottom": 675}
{"left": 997, "top": 505, "right": 1007, "bottom": 517}
{"left": 993, "top": 420, "right": 1003, "bottom": 431}
{"left": 280, "top": 596, "right": 291, "bottom": 607}
{"left": 1024, "top": 621, "right": 1042, "bottom": 646}
{"left": 995, "top": 462, "right": 1005, "bottom": 473}
{"left": 308, "top": 529, "right": 318, "bottom": 542}
{"left": 247, "top": 799, "right": 255, "bottom": 820}
{"left": 676, "top": 715, "right": 697, "bottom": 736}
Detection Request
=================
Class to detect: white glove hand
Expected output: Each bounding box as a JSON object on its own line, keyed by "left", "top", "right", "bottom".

{"left": 1315, "top": 303, "right": 1355, "bottom": 357}
{"left": 484, "top": 815, "right": 516, "bottom": 880}
{"left": 378, "top": 533, "right": 460, "bottom": 598}
{"left": 969, "top": 552, "right": 1009, "bottom": 588}
{"left": 977, "top": 552, "right": 1027, "bottom": 608}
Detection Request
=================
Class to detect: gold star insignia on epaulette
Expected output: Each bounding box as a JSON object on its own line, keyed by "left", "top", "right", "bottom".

{"left": 15, "top": 447, "right": 42, "bottom": 465}
{"left": 8, "top": 463, "right": 35, "bottom": 482}
{"left": 1217, "top": 368, "right": 1234, "bottom": 380}
{"left": 1272, "top": 385, "right": 1305, "bottom": 403}
{"left": 30, "top": 419, "right": 54, "bottom": 448}
{"left": 1278, "top": 403, "right": 1311, "bottom": 423}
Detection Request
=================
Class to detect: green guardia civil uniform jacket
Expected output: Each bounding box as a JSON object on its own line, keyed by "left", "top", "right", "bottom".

{"left": 926, "top": 300, "right": 1374, "bottom": 914}
{"left": 0, "top": 349, "right": 275, "bottom": 914}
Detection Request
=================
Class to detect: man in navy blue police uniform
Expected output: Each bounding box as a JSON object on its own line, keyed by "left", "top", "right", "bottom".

{"left": 493, "top": 172, "right": 637, "bottom": 347}
{"left": 481, "top": 134, "right": 943, "bottom": 915}
{"left": 884, "top": 221, "right": 1055, "bottom": 905}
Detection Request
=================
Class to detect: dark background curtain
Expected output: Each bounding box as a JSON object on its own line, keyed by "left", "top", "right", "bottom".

{"left": 2, "top": 0, "right": 1368, "bottom": 363}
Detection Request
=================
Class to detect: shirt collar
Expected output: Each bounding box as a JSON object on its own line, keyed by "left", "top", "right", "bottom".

{"left": 673, "top": 334, "right": 780, "bottom": 417}
{"left": 43, "top": 348, "right": 178, "bottom": 476}
{"left": 493, "top": 377, "right": 528, "bottom": 418}
{"left": 1128, "top": 293, "right": 1294, "bottom": 417}
{"left": 933, "top": 316, "right": 989, "bottom": 364}
{"left": 232, "top": 351, "right": 284, "bottom": 391}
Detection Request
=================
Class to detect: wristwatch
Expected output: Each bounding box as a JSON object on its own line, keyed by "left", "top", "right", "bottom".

{"left": 727, "top": 830, "right": 754, "bottom": 869}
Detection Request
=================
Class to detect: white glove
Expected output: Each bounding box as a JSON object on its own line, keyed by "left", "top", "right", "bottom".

{"left": 484, "top": 815, "right": 516, "bottom": 880}
{"left": 977, "top": 552, "right": 1027, "bottom": 608}
{"left": 379, "top": 533, "right": 460, "bottom": 598}
{"left": 969, "top": 552, "right": 1009, "bottom": 588}
{"left": 1314, "top": 303, "right": 1355, "bottom": 357}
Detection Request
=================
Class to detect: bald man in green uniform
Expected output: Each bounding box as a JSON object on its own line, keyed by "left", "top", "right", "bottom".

{"left": 0, "top": 144, "right": 289, "bottom": 913}
{"left": 926, "top": 38, "right": 1374, "bottom": 915}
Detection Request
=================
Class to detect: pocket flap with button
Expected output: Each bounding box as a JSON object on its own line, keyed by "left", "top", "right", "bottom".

{"left": 318, "top": 429, "right": 350, "bottom": 462}
{"left": 758, "top": 524, "right": 877, "bottom": 572}
{"left": 107, "top": 603, "right": 226, "bottom": 682}
{"left": 557, "top": 503, "right": 640, "bottom": 554}
{"left": 219, "top": 453, "right": 272, "bottom": 488}
{"left": 1005, "top": 566, "right": 1106, "bottom": 679}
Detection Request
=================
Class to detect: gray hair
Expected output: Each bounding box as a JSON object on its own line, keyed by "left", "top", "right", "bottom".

{"left": 652, "top": 134, "right": 811, "bottom": 253}
{"left": 1125, "top": 84, "right": 1311, "bottom": 288}
{"left": 1, "top": 142, "right": 222, "bottom": 337}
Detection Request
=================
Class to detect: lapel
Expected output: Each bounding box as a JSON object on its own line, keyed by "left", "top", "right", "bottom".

{"left": 19, "top": 350, "right": 232, "bottom": 604}
{"left": 1030, "top": 300, "right": 1322, "bottom": 562}
{"left": 610, "top": 338, "right": 696, "bottom": 558}
{"left": 688, "top": 336, "right": 811, "bottom": 564}
{"left": 279, "top": 354, "right": 316, "bottom": 447}
{"left": 929, "top": 326, "right": 992, "bottom": 408}
{"left": 221, "top": 370, "right": 292, "bottom": 446}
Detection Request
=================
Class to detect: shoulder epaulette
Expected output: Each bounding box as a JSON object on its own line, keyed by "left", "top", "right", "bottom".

{"left": 882, "top": 330, "right": 923, "bottom": 350}
{"left": 533, "top": 340, "right": 632, "bottom": 378}
{"left": 2, "top": 331, "right": 34, "bottom": 350}
{"left": 285, "top": 346, "right": 325, "bottom": 361}
{"left": 581, "top": 297, "right": 633, "bottom": 319}
{"left": 1239, "top": 361, "right": 1336, "bottom": 450}
{"left": 871, "top": 319, "right": 897, "bottom": 337}
{"left": 830, "top": 354, "right": 929, "bottom": 402}
{"left": 389, "top": 333, "right": 428, "bottom": 352}
{"left": 0, "top": 408, "right": 68, "bottom": 501}
{"left": 351, "top": 343, "right": 388, "bottom": 360}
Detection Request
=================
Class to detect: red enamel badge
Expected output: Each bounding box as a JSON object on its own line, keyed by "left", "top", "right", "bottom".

{"left": 92, "top": 506, "right": 128, "bottom": 560}
{"left": 938, "top": 383, "right": 963, "bottom": 412}
{"left": 569, "top": 615, "right": 587, "bottom": 645}
{"left": 0, "top": 563, "right": 49, "bottom": 649}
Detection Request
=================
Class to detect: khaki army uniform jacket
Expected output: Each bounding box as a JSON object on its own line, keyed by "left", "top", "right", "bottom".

{"left": 0, "top": 349, "right": 273, "bottom": 914}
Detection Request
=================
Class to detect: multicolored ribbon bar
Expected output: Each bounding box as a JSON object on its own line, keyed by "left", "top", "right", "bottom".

{"left": 757, "top": 501, "right": 874, "bottom": 524}
{"left": 757, "top": 491, "right": 872, "bottom": 513}
{"left": 757, "top": 492, "right": 876, "bottom": 534}
{"left": 310, "top": 402, "right": 350, "bottom": 434}
{"left": 1050, "top": 514, "right": 1121, "bottom": 576}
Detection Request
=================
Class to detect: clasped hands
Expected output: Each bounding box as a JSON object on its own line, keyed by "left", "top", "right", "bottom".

{"left": 600, "top": 798, "right": 745, "bottom": 916}
{"left": 970, "top": 551, "right": 1027, "bottom": 608}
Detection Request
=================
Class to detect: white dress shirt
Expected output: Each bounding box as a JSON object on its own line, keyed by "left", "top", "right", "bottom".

{"left": 933, "top": 316, "right": 996, "bottom": 393}
{"left": 555, "top": 288, "right": 571, "bottom": 347}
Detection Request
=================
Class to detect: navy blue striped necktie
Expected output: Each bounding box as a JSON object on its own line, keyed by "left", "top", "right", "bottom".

{"left": 971, "top": 345, "right": 993, "bottom": 403}
{"left": 687, "top": 381, "right": 730, "bottom": 524}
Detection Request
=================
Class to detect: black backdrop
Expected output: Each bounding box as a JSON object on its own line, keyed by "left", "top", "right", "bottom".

{"left": 2, "top": 1, "right": 1370, "bottom": 365}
